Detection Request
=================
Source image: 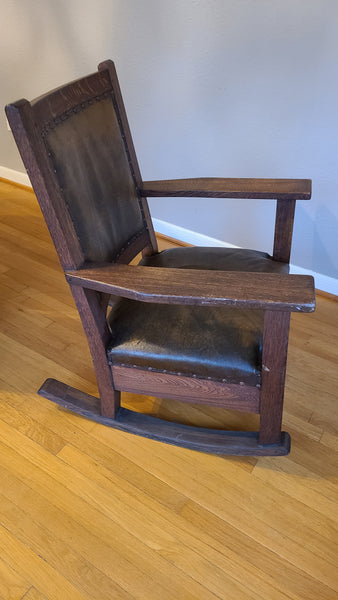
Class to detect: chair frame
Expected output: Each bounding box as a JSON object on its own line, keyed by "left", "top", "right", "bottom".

{"left": 6, "top": 60, "right": 315, "bottom": 456}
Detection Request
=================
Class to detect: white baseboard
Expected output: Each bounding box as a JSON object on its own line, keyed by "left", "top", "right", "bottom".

{"left": 0, "top": 166, "right": 30, "bottom": 187}
{"left": 1, "top": 168, "right": 337, "bottom": 296}
{"left": 153, "top": 217, "right": 338, "bottom": 296}
{"left": 152, "top": 218, "right": 239, "bottom": 249}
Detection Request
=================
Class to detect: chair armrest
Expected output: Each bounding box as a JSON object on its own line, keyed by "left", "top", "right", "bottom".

{"left": 66, "top": 264, "right": 315, "bottom": 312}
{"left": 140, "top": 178, "right": 312, "bottom": 200}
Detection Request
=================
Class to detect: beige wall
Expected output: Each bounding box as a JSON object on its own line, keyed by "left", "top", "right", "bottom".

{"left": 1, "top": 0, "right": 337, "bottom": 289}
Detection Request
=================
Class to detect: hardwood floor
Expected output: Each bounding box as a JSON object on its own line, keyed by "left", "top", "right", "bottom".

{"left": 0, "top": 178, "right": 337, "bottom": 600}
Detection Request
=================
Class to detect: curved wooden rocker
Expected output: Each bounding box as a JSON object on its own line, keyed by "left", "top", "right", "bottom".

{"left": 6, "top": 60, "right": 315, "bottom": 456}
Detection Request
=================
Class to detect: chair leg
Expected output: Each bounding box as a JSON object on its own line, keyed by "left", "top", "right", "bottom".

{"left": 70, "top": 285, "right": 121, "bottom": 418}
{"left": 259, "top": 310, "right": 290, "bottom": 445}
{"left": 97, "top": 380, "right": 121, "bottom": 419}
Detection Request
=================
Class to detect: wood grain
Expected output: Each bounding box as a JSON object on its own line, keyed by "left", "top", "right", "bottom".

{"left": 259, "top": 311, "right": 291, "bottom": 444}
{"left": 273, "top": 199, "right": 296, "bottom": 263}
{"left": 66, "top": 263, "right": 315, "bottom": 312}
{"left": 70, "top": 285, "right": 120, "bottom": 419}
{"left": 0, "top": 558, "right": 30, "bottom": 600}
{"left": 38, "top": 378, "right": 288, "bottom": 456}
{"left": 112, "top": 365, "right": 260, "bottom": 412}
{"left": 141, "top": 177, "right": 312, "bottom": 199}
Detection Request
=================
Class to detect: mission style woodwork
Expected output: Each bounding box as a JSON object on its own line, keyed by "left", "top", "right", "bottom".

{"left": 6, "top": 60, "right": 315, "bottom": 456}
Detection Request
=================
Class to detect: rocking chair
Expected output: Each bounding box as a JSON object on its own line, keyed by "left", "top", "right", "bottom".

{"left": 5, "top": 60, "right": 315, "bottom": 456}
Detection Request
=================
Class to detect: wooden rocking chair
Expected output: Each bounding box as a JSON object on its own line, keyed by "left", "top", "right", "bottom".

{"left": 5, "top": 60, "right": 315, "bottom": 456}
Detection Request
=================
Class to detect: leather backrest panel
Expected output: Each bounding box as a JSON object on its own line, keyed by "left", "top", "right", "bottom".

{"left": 42, "top": 94, "right": 146, "bottom": 263}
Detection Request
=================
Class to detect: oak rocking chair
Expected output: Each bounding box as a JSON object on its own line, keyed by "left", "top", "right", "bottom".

{"left": 6, "top": 60, "right": 315, "bottom": 456}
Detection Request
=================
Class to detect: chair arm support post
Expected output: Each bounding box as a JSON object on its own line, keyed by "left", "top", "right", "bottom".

{"left": 273, "top": 199, "right": 296, "bottom": 263}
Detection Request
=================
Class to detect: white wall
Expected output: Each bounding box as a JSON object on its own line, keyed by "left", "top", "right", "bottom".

{"left": 1, "top": 0, "right": 337, "bottom": 291}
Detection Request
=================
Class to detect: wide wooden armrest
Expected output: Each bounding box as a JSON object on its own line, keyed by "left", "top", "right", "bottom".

{"left": 140, "top": 178, "right": 312, "bottom": 200}
{"left": 66, "top": 264, "right": 315, "bottom": 312}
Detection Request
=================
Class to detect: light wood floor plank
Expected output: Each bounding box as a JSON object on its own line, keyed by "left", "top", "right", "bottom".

{"left": 0, "top": 525, "right": 91, "bottom": 600}
{"left": 18, "top": 588, "right": 48, "bottom": 600}
{"left": 0, "top": 491, "right": 134, "bottom": 600}
{"left": 0, "top": 558, "right": 30, "bottom": 600}
{"left": 56, "top": 443, "right": 322, "bottom": 600}
{"left": 0, "top": 431, "right": 221, "bottom": 600}
{"left": 89, "top": 427, "right": 338, "bottom": 591}
{"left": 180, "top": 501, "right": 336, "bottom": 600}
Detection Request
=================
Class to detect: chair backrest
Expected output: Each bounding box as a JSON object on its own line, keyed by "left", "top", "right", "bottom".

{"left": 6, "top": 60, "right": 157, "bottom": 270}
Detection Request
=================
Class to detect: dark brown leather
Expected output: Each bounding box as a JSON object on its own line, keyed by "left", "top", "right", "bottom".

{"left": 44, "top": 96, "right": 146, "bottom": 262}
{"left": 107, "top": 248, "right": 288, "bottom": 385}
{"left": 140, "top": 247, "right": 289, "bottom": 273}
{"left": 107, "top": 299, "right": 263, "bottom": 385}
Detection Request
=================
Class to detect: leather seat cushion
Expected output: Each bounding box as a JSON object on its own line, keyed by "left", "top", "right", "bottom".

{"left": 107, "top": 300, "right": 263, "bottom": 386}
{"left": 107, "top": 247, "right": 287, "bottom": 386}
{"left": 140, "top": 246, "right": 289, "bottom": 273}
